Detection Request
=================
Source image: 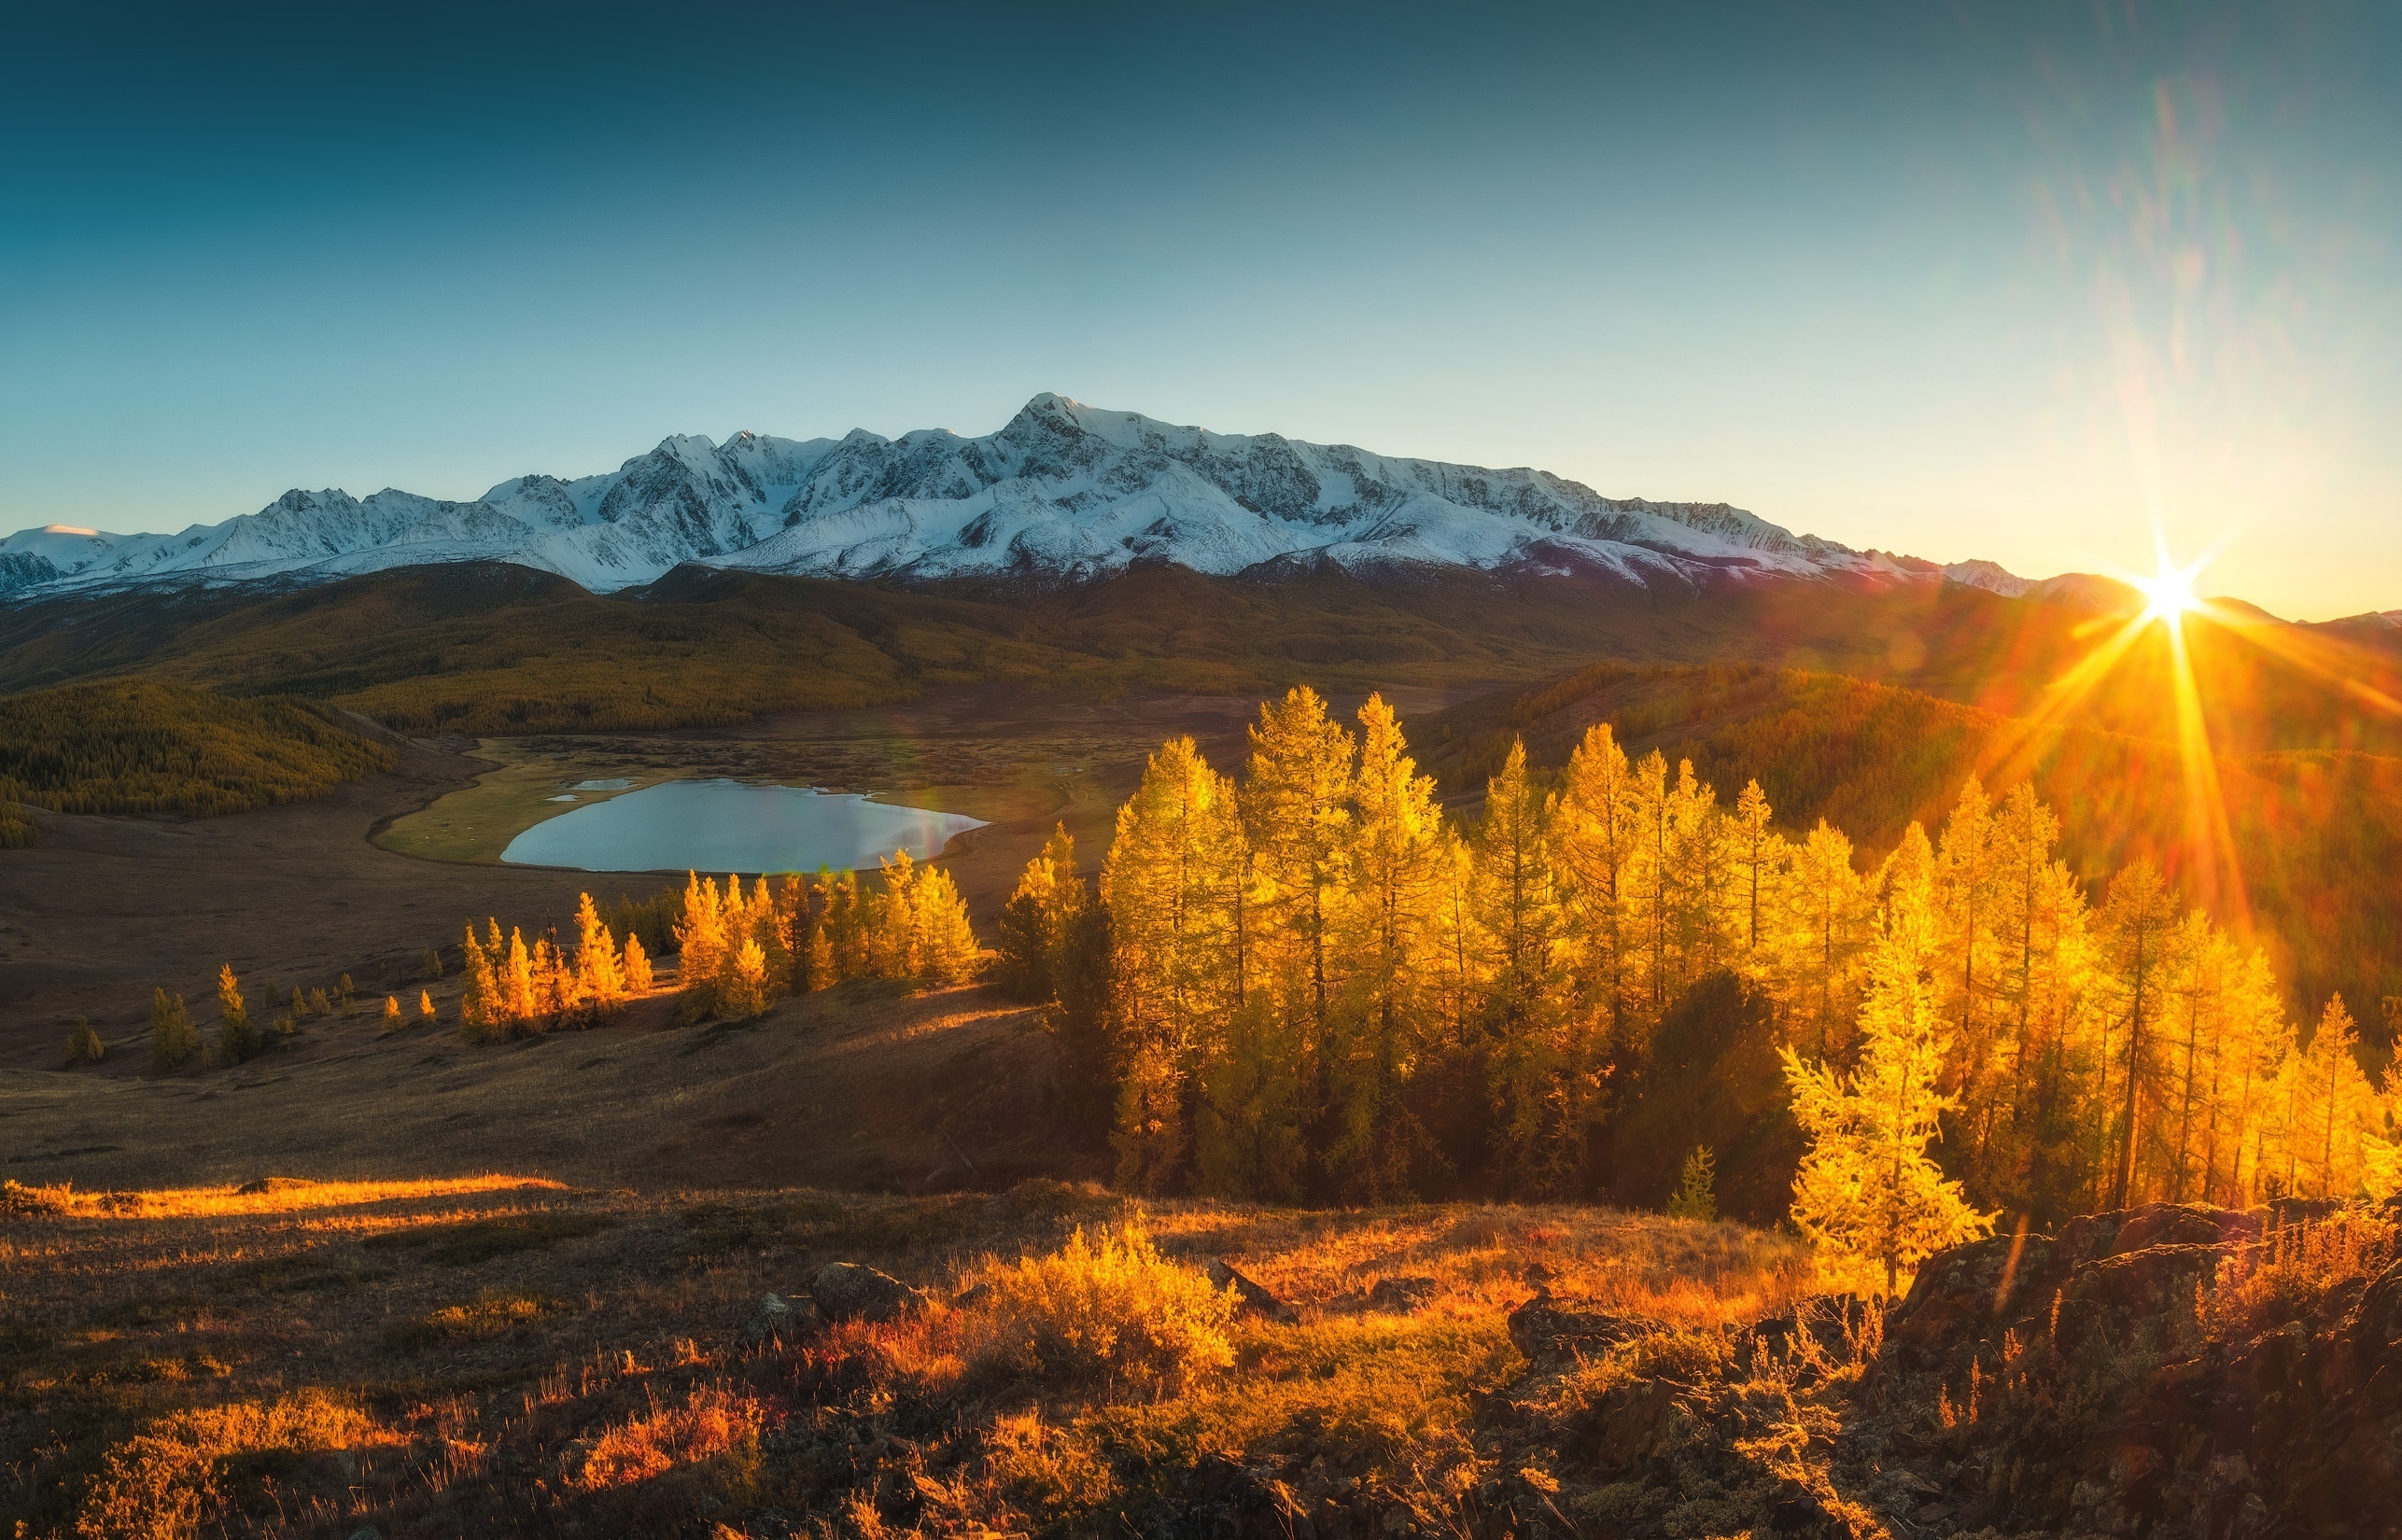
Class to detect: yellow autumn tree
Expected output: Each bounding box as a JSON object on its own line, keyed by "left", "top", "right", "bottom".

{"left": 995, "top": 823, "right": 1086, "bottom": 1002}
{"left": 1784, "top": 925, "right": 1994, "bottom": 1295}
{"left": 1555, "top": 722, "right": 1647, "bottom": 1049}
{"left": 1103, "top": 735, "right": 1244, "bottom": 1192}
{"left": 1322, "top": 693, "right": 1450, "bottom": 1198}
{"left": 1475, "top": 739, "right": 1586, "bottom": 1197}
{"left": 575, "top": 892, "right": 625, "bottom": 1012}
{"left": 1229, "top": 686, "right": 1355, "bottom": 1190}
{"left": 623, "top": 931, "right": 655, "bottom": 994}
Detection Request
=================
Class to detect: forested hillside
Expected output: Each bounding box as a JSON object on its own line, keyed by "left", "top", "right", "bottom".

{"left": 0, "top": 679, "right": 395, "bottom": 846}
{"left": 6, "top": 561, "right": 2395, "bottom": 749}
{"left": 994, "top": 687, "right": 2400, "bottom": 1244}
{"left": 1416, "top": 663, "right": 2402, "bottom": 1035}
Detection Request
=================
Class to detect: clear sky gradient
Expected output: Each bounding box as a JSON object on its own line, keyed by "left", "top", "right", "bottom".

{"left": 3, "top": 2, "right": 2395, "bottom": 619}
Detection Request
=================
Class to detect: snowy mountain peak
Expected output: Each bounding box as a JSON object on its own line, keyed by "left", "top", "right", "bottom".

{"left": 0, "top": 394, "right": 2024, "bottom": 601}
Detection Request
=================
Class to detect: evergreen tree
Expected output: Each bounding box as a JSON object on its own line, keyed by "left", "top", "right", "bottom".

{"left": 1783, "top": 934, "right": 1993, "bottom": 1295}
{"left": 1632, "top": 749, "right": 1673, "bottom": 1011}
{"left": 1556, "top": 723, "right": 1645, "bottom": 1048}
{"left": 623, "top": 931, "right": 655, "bottom": 994}
{"left": 723, "top": 936, "right": 770, "bottom": 1017}
{"left": 1732, "top": 779, "right": 1777, "bottom": 954}
{"left": 215, "top": 963, "right": 260, "bottom": 1065}
{"left": 1043, "top": 897, "right": 1121, "bottom": 1138}
{"left": 1325, "top": 694, "right": 1448, "bottom": 1198}
{"left": 460, "top": 923, "right": 499, "bottom": 1036}
{"left": 1475, "top": 740, "right": 1587, "bottom": 1196}
{"left": 2273, "top": 997, "right": 2385, "bottom": 1199}
{"left": 996, "top": 823, "right": 1086, "bottom": 1002}
{"left": 1243, "top": 686, "right": 1357, "bottom": 1171}
{"left": 1667, "top": 1145, "right": 1718, "bottom": 1221}
{"left": 1932, "top": 778, "right": 2002, "bottom": 1171}
{"left": 149, "top": 988, "right": 199, "bottom": 1070}
{"left": 676, "top": 873, "right": 727, "bottom": 1000}
{"left": 1102, "top": 735, "right": 1245, "bottom": 1189}
{"left": 65, "top": 1019, "right": 106, "bottom": 1065}
{"left": 898, "top": 859, "right": 981, "bottom": 985}
{"left": 1662, "top": 758, "right": 1727, "bottom": 991}
{"left": 2212, "top": 950, "right": 2288, "bottom": 1206}
{"left": 504, "top": 928, "right": 538, "bottom": 1027}
{"left": 1195, "top": 995, "right": 1307, "bottom": 1201}
{"left": 576, "top": 892, "right": 625, "bottom": 1011}
{"left": 1788, "top": 819, "right": 1870, "bottom": 1057}
{"left": 2100, "top": 861, "right": 2179, "bottom": 1210}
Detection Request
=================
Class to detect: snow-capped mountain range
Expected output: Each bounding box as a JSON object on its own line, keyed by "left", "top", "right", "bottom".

{"left": 0, "top": 394, "right": 2030, "bottom": 599}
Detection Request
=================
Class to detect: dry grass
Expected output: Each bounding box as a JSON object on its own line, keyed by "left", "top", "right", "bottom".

{"left": 1, "top": 1170, "right": 1827, "bottom": 1537}
{"left": 2207, "top": 1207, "right": 2399, "bottom": 1340}
{"left": 15, "top": 1174, "right": 564, "bottom": 1221}
{"left": 1145, "top": 1201, "right": 1819, "bottom": 1329}
{"left": 572, "top": 1384, "right": 766, "bottom": 1491}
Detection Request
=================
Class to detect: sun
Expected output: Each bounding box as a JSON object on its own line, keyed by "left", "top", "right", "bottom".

{"left": 2133, "top": 561, "right": 2202, "bottom": 624}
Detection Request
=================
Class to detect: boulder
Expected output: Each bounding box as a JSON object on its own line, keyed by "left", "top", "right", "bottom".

{"left": 741, "top": 1291, "right": 820, "bottom": 1348}
{"left": 2110, "top": 1202, "right": 2260, "bottom": 1254}
{"left": 1507, "top": 1296, "right": 1640, "bottom": 1361}
{"left": 1886, "top": 1231, "right": 2049, "bottom": 1367}
{"left": 1366, "top": 1276, "right": 1437, "bottom": 1313}
{"left": 2055, "top": 1243, "right": 2223, "bottom": 1354}
{"left": 810, "top": 1262, "right": 925, "bottom": 1324}
{"left": 1207, "top": 1259, "right": 1299, "bottom": 1324}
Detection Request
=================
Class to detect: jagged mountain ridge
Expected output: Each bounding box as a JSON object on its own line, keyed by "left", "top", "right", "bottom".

{"left": 1, "top": 394, "right": 2028, "bottom": 598}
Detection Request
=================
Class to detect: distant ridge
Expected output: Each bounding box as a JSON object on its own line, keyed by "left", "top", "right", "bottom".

{"left": 2, "top": 395, "right": 2053, "bottom": 601}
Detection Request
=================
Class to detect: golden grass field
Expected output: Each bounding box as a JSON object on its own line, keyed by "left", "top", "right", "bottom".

{"left": 1, "top": 1163, "right": 1824, "bottom": 1538}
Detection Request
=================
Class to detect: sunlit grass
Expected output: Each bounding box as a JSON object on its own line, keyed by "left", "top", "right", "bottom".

{"left": 21, "top": 1173, "right": 565, "bottom": 1219}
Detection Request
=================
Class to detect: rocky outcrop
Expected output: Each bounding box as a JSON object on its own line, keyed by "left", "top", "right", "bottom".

{"left": 1476, "top": 1201, "right": 2401, "bottom": 1538}
{"left": 1868, "top": 1200, "right": 2402, "bottom": 1537}
{"left": 1504, "top": 1295, "right": 1643, "bottom": 1364}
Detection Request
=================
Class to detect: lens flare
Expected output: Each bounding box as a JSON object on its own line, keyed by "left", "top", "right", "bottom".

{"left": 2133, "top": 562, "right": 2203, "bottom": 624}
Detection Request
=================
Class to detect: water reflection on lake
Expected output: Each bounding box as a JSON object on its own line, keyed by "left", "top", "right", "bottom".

{"left": 500, "top": 778, "right": 987, "bottom": 874}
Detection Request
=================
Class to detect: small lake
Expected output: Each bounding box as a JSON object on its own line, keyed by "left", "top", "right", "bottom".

{"left": 499, "top": 779, "right": 987, "bottom": 874}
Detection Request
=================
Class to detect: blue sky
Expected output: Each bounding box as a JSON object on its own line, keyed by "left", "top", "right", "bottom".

{"left": 3, "top": 1, "right": 2395, "bottom": 618}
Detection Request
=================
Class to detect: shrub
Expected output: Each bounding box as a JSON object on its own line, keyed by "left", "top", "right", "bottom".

{"left": 2208, "top": 1208, "right": 2398, "bottom": 1339}
{"left": 214, "top": 1011, "right": 261, "bottom": 1067}
{"left": 73, "top": 1389, "right": 384, "bottom": 1540}
{"left": 952, "top": 1220, "right": 1237, "bottom": 1393}
{"left": 573, "top": 1384, "right": 765, "bottom": 1491}
{"left": 65, "top": 1019, "right": 105, "bottom": 1065}
{"left": 384, "top": 1291, "right": 565, "bottom": 1352}
{"left": 2, "top": 1179, "right": 67, "bottom": 1216}
{"left": 1668, "top": 1147, "right": 1718, "bottom": 1222}
{"left": 149, "top": 989, "right": 199, "bottom": 1070}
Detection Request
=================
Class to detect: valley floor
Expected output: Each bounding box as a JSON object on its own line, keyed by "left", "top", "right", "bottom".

{"left": 0, "top": 683, "right": 1470, "bottom": 1072}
